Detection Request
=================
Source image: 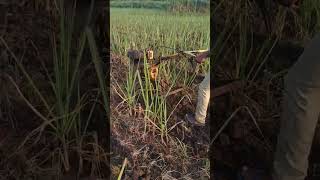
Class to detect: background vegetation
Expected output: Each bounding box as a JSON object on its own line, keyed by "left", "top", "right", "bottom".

{"left": 110, "top": 0, "right": 210, "bottom": 13}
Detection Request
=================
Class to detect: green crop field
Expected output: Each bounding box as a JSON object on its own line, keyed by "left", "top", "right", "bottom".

{"left": 111, "top": 8, "right": 209, "bottom": 55}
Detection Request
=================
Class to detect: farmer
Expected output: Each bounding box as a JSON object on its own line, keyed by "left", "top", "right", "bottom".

{"left": 273, "top": 3, "right": 320, "bottom": 180}
{"left": 273, "top": 35, "right": 320, "bottom": 180}
{"left": 242, "top": 28, "right": 320, "bottom": 180}
{"left": 241, "top": 0, "right": 320, "bottom": 179}
{"left": 185, "top": 50, "right": 210, "bottom": 126}
{"left": 187, "top": 0, "right": 320, "bottom": 179}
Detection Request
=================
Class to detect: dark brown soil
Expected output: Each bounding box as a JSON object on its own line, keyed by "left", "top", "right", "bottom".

{"left": 0, "top": 1, "right": 109, "bottom": 179}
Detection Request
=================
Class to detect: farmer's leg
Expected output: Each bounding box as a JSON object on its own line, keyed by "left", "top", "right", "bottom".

{"left": 273, "top": 34, "right": 320, "bottom": 180}
{"left": 195, "top": 73, "right": 210, "bottom": 124}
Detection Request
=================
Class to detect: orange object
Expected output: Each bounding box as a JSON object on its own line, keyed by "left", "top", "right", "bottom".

{"left": 150, "top": 65, "right": 158, "bottom": 80}
{"left": 147, "top": 49, "right": 154, "bottom": 61}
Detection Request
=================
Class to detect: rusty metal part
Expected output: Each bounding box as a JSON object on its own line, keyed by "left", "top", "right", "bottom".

{"left": 149, "top": 65, "right": 158, "bottom": 80}
{"left": 146, "top": 49, "right": 154, "bottom": 61}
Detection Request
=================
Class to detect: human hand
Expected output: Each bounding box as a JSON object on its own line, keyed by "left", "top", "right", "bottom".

{"left": 195, "top": 51, "right": 209, "bottom": 64}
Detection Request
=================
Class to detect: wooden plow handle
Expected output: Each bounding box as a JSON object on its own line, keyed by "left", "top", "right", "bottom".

{"left": 154, "top": 53, "right": 183, "bottom": 66}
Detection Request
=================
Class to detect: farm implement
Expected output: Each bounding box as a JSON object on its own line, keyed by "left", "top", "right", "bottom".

{"left": 127, "top": 47, "right": 208, "bottom": 80}
{"left": 127, "top": 47, "right": 244, "bottom": 98}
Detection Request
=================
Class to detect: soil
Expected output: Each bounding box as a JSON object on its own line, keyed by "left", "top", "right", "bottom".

{"left": 110, "top": 53, "right": 210, "bottom": 179}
